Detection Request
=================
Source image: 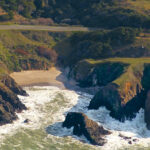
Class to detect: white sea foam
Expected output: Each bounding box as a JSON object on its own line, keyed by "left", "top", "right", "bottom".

{"left": 0, "top": 86, "right": 150, "bottom": 150}
{"left": 0, "top": 86, "right": 61, "bottom": 143}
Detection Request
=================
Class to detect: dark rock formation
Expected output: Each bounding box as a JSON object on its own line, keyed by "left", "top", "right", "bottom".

{"left": 70, "top": 61, "right": 127, "bottom": 88}
{"left": 88, "top": 83, "right": 146, "bottom": 121}
{"left": 119, "top": 134, "right": 131, "bottom": 140}
{"left": 145, "top": 90, "right": 150, "bottom": 129}
{"left": 88, "top": 83, "right": 122, "bottom": 119}
{"left": 1, "top": 74, "right": 28, "bottom": 96}
{"left": 128, "top": 141, "right": 132, "bottom": 144}
{"left": 0, "top": 95, "right": 18, "bottom": 125}
{"left": 24, "top": 119, "right": 30, "bottom": 123}
{"left": 62, "top": 112, "right": 111, "bottom": 146}
{"left": 70, "top": 60, "right": 150, "bottom": 121}
{"left": 0, "top": 75, "right": 27, "bottom": 125}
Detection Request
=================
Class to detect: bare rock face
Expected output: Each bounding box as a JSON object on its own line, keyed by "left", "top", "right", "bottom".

{"left": 145, "top": 91, "right": 150, "bottom": 129}
{"left": 1, "top": 74, "right": 28, "bottom": 96}
{"left": 88, "top": 83, "right": 122, "bottom": 119}
{"left": 71, "top": 60, "right": 146, "bottom": 121}
{"left": 70, "top": 61, "right": 127, "bottom": 88}
{"left": 0, "top": 75, "right": 27, "bottom": 125}
{"left": 62, "top": 112, "right": 111, "bottom": 146}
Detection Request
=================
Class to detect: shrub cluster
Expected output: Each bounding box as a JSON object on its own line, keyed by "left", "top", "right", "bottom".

{"left": 36, "top": 46, "right": 57, "bottom": 63}
{"left": 14, "top": 49, "right": 29, "bottom": 56}
{"left": 61, "top": 27, "right": 139, "bottom": 66}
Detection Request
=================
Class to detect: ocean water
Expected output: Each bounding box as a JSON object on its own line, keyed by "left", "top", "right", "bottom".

{"left": 0, "top": 86, "right": 150, "bottom": 150}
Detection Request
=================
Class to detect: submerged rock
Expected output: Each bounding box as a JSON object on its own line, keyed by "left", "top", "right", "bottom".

{"left": 24, "top": 119, "right": 30, "bottom": 124}
{"left": 128, "top": 141, "right": 132, "bottom": 145}
{"left": 119, "top": 134, "right": 131, "bottom": 140}
{"left": 62, "top": 112, "right": 111, "bottom": 146}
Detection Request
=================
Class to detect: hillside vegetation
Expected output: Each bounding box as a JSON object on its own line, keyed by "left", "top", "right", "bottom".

{"left": 1, "top": 0, "right": 150, "bottom": 28}
{"left": 0, "top": 30, "right": 69, "bottom": 75}
{"left": 0, "top": 30, "right": 70, "bottom": 125}
{"left": 56, "top": 27, "right": 150, "bottom": 67}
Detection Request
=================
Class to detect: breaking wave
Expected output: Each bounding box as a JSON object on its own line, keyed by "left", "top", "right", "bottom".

{"left": 0, "top": 86, "right": 150, "bottom": 150}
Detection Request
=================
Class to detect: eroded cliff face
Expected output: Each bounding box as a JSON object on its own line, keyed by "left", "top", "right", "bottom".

{"left": 70, "top": 59, "right": 150, "bottom": 121}
{"left": 70, "top": 60, "right": 128, "bottom": 87}
{"left": 0, "top": 75, "right": 27, "bottom": 125}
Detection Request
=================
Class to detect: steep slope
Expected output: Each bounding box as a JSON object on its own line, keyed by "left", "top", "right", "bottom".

{"left": 1, "top": 28, "right": 150, "bottom": 125}
{"left": 0, "top": 30, "right": 68, "bottom": 125}
{"left": 70, "top": 58, "right": 150, "bottom": 121}
{"left": 0, "top": 74, "right": 27, "bottom": 125}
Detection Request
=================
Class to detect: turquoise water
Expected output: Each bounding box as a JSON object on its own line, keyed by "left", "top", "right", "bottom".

{"left": 0, "top": 86, "right": 150, "bottom": 150}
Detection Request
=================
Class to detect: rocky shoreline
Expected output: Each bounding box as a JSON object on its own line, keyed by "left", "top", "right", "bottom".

{"left": 0, "top": 74, "right": 28, "bottom": 125}
{"left": 68, "top": 59, "right": 150, "bottom": 125}
{"left": 1, "top": 63, "right": 150, "bottom": 146}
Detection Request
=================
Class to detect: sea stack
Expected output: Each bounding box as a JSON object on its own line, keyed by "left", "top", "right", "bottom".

{"left": 62, "top": 112, "right": 111, "bottom": 146}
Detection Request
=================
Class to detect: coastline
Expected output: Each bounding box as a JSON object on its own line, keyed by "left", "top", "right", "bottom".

{"left": 10, "top": 67, "right": 99, "bottom": 95}
{"left": 10, "top": 67, "right": 68, "bottom": 89}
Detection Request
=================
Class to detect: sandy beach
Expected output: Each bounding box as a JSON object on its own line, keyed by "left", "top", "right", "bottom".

{"left": 10, "top": 67, "right": 76, "bottom": 89}
{"left": 10, "top": 67, "right": 99, "bottom": 94}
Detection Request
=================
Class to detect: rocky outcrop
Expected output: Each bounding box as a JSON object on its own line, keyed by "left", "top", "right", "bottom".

{"left": 70, "top": 60, "right": 127, "bottom": 87}
{"left": 24, "top": 119, "right": 30, "bottom": 124}
{"left": 0, "top": 95, "right": 17, "bottom": 125}
{"left": 88, "top": 83, "right": 146, "bottom": 121}
{"left": 70, "top": 59, "right": 150, "bottom": 121}
{"left": 0, "top": 74, "right": 28, "bottom": 96}
{"left": 145, "top": 91, "right": 150, "bottom": 129}
{"left": 0, "top": 75, "right": 27, "bottom": 125}
{"left": 88, "top": 83, "right": 123, "bottom": 120}
{"left": 62, "top": 112, "right": 111, "bottom": 146}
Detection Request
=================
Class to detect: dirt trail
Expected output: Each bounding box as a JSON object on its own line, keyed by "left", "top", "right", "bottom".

{"left": 0, "top": 25, "right": 100, "bottom": 32}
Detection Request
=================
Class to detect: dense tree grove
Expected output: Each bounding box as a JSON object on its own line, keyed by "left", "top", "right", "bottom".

{"left": 58, "top": 27, "right": 139, "bottom": 66}
{"left": 0, "top": 0, "right": 150, "bottom": 28}
{"left": 0, "top": 0, "right": 36, "bottom": 18}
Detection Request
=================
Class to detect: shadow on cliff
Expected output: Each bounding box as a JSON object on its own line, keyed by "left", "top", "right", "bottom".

{"left": 55, "top": 67, "right": 100, "bottom": 95}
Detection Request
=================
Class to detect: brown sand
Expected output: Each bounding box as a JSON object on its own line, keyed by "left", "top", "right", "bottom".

{"left": 10, "top": 67, "right": 99, "bottom": 94}
{"left": 10, "top": 67, "right": 69, "bottom": 88}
